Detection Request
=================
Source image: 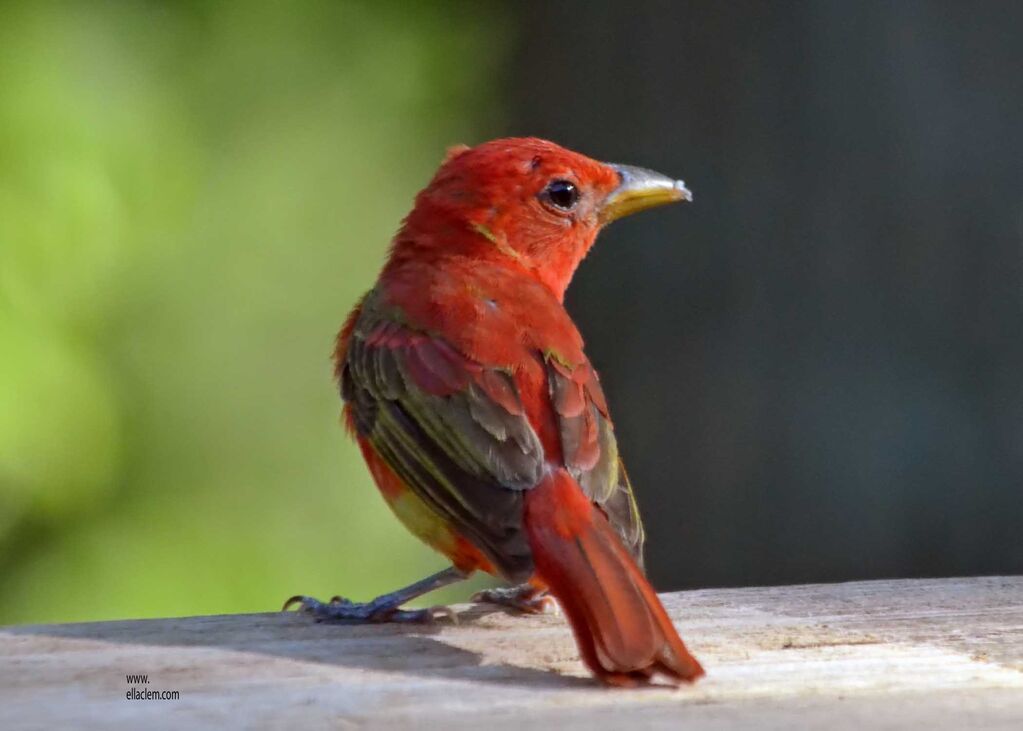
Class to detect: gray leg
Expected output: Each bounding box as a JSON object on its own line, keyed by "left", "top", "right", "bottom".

{"left": 473, "top": 583, "right": 554, "bottom": 614}
{"left": 284, "top": 565, "right": 468, "bottom": 623}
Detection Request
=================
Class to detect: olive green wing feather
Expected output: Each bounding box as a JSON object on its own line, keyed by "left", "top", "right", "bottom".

{"left": 547, "top": 355, "right": 646, "bottom": 566}
{"left": 341, "top": 294, "right": 544, "bottom": 580}
{"left": 343, "top": 291, "right": 645, "bottom": 578}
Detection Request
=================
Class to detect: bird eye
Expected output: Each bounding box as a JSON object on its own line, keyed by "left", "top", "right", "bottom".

{"left": 542, "top": 179, "right": 579, "bottom": 211}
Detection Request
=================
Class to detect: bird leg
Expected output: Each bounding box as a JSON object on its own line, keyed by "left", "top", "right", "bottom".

{"left": 473, "top": 582, "right": 555, "bottom": 614}
{"left": 283, "top": 565, "right": 468, "bottom": 623}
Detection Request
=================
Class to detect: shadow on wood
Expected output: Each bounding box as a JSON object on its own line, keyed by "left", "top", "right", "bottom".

{"left": 4, "top": 603, "right": 596, "bottom": 690}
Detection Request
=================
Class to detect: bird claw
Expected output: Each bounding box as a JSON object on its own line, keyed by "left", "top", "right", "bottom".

{"left": 283, "top": 594, "right": 452, "bottom": 624}
{"left": 472, "top": 585, "right": 557, "bottom": 615}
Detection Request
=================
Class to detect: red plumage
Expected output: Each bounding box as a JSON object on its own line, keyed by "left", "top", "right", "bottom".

{"left": 334, "top": 137, "right": 702, "bottom": 685}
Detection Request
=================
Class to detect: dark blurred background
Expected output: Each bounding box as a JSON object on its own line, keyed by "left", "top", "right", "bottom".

{"left": 513, "top": 0, "right": 1023, "bottom": 589}
{"left": 1, "top": 0, "right": 1020, "bottom": 625}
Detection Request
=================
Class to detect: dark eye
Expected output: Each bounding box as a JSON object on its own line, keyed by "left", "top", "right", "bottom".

{"left": 542, "top": 179, "right": 579, "bottom": 211}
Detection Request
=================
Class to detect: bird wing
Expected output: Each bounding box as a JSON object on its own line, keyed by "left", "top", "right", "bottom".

{"left": 546, "top": 354, "right": 646, "bottom": 564}
{"left": 341, "top": 288, "right": 645, "bottom": 579}
{"left": 341, "top": 291, "right": 543, "bottom": 580}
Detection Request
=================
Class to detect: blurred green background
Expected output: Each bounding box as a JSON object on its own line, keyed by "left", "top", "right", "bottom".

{"left": 0, "top": 0, "right": 507, "bottom": 624}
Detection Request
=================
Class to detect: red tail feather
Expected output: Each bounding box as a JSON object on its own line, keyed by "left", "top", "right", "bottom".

{"left": 524, "top": 469, "right": 704, "bottom": 686}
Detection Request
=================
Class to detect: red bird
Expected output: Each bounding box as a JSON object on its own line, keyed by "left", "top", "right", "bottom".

{"left": 287, "top": 138, "right": 703, "bottom": 686}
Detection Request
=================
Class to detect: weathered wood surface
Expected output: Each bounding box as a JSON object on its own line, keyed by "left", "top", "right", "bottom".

{"left": 1, "top": 577, "right": 1021, "bottom": 730}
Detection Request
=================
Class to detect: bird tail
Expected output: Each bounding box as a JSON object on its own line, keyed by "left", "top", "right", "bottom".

{"left": 523, "top": 469, "right": 704, "bottom": 686}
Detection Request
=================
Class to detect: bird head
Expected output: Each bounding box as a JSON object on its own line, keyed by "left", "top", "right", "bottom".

{"left": 397, "top": 137, "right": 691, "bottom": 299}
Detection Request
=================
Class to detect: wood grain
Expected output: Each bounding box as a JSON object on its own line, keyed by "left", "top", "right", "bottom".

{"left": 1, "top": 577, "right": 1021, "bottom": 729}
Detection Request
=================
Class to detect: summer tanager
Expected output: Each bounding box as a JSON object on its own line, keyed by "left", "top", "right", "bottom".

{"left": 287, "top": 138, "right": 703, "bottom": 686}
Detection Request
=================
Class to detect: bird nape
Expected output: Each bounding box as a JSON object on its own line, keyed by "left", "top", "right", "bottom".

{"left": 285, "top": 137, "right": 702, "bottom": 687}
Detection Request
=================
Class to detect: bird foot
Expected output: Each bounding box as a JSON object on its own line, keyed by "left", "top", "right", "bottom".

{"left": 472, "top": 585, "right": 557, "bottom": 615}
{"left": 283, "top": 594, "right": 452, "bottom": 624}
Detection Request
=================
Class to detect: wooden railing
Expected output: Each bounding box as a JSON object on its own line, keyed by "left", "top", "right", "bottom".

{"left": 2, "top": 577, "right": 1021, "bottom": 728}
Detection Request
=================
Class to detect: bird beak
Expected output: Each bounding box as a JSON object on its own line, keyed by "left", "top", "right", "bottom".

{"left": 599, "top": 164, "right": 692, "bottom": 224}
